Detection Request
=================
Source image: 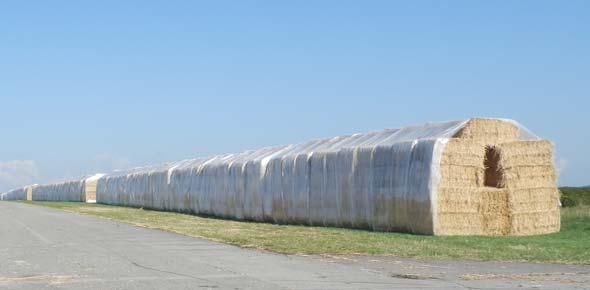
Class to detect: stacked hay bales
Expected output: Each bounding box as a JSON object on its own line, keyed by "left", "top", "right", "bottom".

{"left": 435, "top": 119, "right": 560, "bottom": 235}
{"left": 493, "top": 140, "right": 560, "bottom": 235}
{"left": 4, "top": 118, "right": 560, "bottom": 236}
{"left": 97, "top": 121, "right": 469, "bottom": 234}
{"left": 94, "top": 118, "right": 559, "bottom": 235}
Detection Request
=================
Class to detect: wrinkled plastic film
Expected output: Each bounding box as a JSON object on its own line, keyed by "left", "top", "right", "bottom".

{"left": 2, "top": 118, "right": 539, "bottom": 234}
{"left": 96, "top": 120, "right": 469, "bottom": 233}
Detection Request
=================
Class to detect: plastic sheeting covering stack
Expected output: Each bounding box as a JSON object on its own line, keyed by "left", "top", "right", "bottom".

{"left": 33, "top": 179, "right": 86, "bottom": 202}
{"left": 2, "top": 187, "right": 27, "bottom": 201}
{"left": 98, "top": 120, "right": 475, "bottom": 234}
{"left": 2, "top": 118, "right": 560, "bottom": 236}
{"left": 97, "top": 118, "right": 560, "bottom": 235}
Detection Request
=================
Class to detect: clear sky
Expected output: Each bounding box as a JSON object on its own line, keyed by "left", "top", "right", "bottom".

{"left": 1, "top": 0, "right": 588, "bottom": 191}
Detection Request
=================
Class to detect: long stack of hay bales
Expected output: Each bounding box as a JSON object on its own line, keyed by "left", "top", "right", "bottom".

{"left": 2, "top": 118, "right": 560, "bottom": 236}
{"left": 98, "top": 162, "right": 185, "bottom": 209}
{"left": 96, "top": 118, "right": 560, "bottom": 235}
{"left": 1, "top": 187, "right": 28, "bottom": 201}
{"left": 32, "top": 174, "right": 105, "bottom": 203}
{"left": 97, "top": 121, "right": 469, "bottom": 234}
{"left": 33, "top": 179, "right": 85, "bottom": 202}
{"left": 97, "top": 121, "right": 462, "bottom": 232}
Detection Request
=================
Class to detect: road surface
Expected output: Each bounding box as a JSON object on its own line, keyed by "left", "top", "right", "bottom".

{"left": 0, "top": 201, "right": 588, "bottom": 290}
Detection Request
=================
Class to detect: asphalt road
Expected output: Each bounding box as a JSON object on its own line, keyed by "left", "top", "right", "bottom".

{"left": 0, "top": 202, "right": 588, "bottom": 290}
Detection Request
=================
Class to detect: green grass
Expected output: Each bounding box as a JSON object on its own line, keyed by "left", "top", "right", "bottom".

{"left": 24, "top": 200, "right": 590, "bottom": 264}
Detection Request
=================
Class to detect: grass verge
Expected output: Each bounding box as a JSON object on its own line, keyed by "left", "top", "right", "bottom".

{"left": 23, "top": 201, "right": 589, "bottom": 264}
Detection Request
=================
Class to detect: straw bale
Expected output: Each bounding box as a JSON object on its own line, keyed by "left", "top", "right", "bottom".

{"left": 26, "top": 186, "right": 33, "bottom": 201}
{"left": 502, "top": 172, "right": 556, "bottom": 189}
{"left": 436, "top": 187, "right": 510, "bottom": 236}
{"left": 496, "top": 140, "right": 554, "bottom": 169}
{"left": 439, "top": 139, "right": 486, "bottom": 188}
{"left": 509, "top": 187, "right": 560, "bottom": 232}
{"left": 478, "top": 188, "right": 510, "bottom": 235}
{"left": 510, "top": 207, "right": 560, "bottom": 236}
{"left": 438, "top": 165, "right": 484, "bottom": 188}
{"left": 437, "top": 187, "right": 481, "bottom": 213}
{"left": 436, "top": 213, "right": 482, "bottom": 235}
{"left": 436, "top": 187, "right": 483, "bottom": 235}
{"left": 85, "top": 180, "right": 98, "bottom": 202}
{"left": 454, "top": 118, "right": 520, "bottom": 142}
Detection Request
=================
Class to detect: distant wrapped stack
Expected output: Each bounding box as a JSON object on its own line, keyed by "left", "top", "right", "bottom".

{"left": 29, "top": 174, "right": 105, "bottom": 203}
{"left": 1, "top": 187, "right": 29, "bottom": 201}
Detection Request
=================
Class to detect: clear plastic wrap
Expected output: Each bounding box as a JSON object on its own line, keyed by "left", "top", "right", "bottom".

{"left": 2, "top": 187, "right": 27, "bottom": 201}
{"left": 4, "top": 118, "right": 541, "bottom": 234}
{"left": 97, "top": 120, "right": 477, "bottom": 233}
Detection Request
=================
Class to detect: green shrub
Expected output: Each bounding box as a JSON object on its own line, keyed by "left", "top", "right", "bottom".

{"left": 560, "top": 195, "right": 578, "bottom": 207}
{"left": 559, "top": 187, "right": 590, "bottom": 207}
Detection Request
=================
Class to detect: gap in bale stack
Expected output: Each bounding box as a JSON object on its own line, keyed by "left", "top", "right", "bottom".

{"left": 484, "top": 146, "right": 504, "bottom": 188}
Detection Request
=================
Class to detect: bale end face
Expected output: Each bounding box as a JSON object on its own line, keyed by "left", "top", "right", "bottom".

{"left": 85, "top": 180, "right": 99, "bottom": 203}
{"left": 436, "top": 125, "right": 560, "bottom": 236}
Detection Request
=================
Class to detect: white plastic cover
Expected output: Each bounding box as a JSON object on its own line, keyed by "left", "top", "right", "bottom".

{"left": 2, "top": 187, "right": 27, "bottom": 201}
{"left": 5, "top": 118, "right": 538, "bottom": 234}
{"left": 33, "top": 179, "right": 86, "bottom": 202}
{"left": 97, "top": 119, "right": 482, "bottom": 233}
{"left": 33, "top": 174, "right": 105, "bottom": 202}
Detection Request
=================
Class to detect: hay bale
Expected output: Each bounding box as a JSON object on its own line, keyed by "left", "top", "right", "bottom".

{"left": 26, "top": 186, "right": 33, "bottom": 201}
{"left": 453, "top": 118, "right": 520, "bottom": 142}
{"left": 478, "top": 188, "right": 511, "bottom": 236}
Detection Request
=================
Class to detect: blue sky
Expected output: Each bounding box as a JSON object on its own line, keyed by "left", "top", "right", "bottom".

{"left": 0, "top": 0, "right": 588, "bottom": 191}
